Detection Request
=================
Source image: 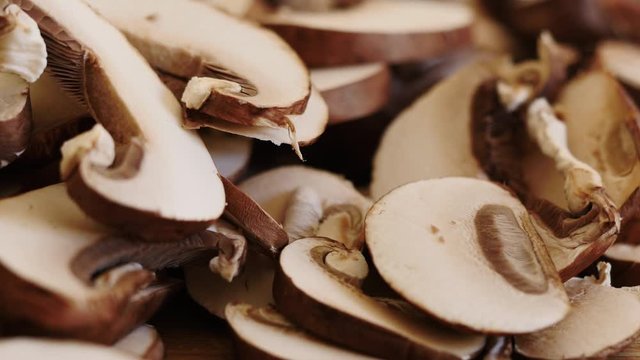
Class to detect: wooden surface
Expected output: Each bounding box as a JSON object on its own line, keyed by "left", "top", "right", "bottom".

{"left": 150, "top": 292, "right": 234, "bottom": 359}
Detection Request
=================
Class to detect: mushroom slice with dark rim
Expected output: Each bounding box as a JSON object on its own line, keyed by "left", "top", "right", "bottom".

{"left": 84, "top": 0, "right": 312, "bottom": 132}
{"left": 186, "top": 166, "right": 371, "bottom": 318}
{"left": 114, "top": 325, "right": 164, "bottom": 360}
{"left": 226, "top": 303, "right": 375, "bottom": 359}
{"left": 13, "top": 0, "right": 225, "bottom": 241}
{"left": 257, "top": 0, "right": 473, "bottom": 67}
{"left": 515, "top": 262, "right": 640, "bottom": 359}
{"left": 274, "top": 237, "right": 486, "bottom": 359}
{"left": 0, "top": 339, "right": 138, "bottom": 360}
{"left": 0, "top": 4, "right": 46, "bottom": 168}
{"left": 0, "top": 183, "right": 245, "bottom": 342}
{"left": 311, "top": 63, "right": 390, "bottom": 124}
{"left": 366, "top": 178, "right": 569, "bottom": 334}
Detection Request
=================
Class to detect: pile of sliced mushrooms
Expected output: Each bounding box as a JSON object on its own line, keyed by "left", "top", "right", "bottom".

{"left": 1, "top": 0, "right": 640, "bottom": 359}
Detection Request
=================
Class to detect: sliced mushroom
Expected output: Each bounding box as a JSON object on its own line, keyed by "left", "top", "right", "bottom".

{"left": 311, "top": 63, "right": 390, "bottom": 123}
{"left": 186, "top": 166, "right": 371, "bottom": 318}
{"left": 200, "top": 129, "right": 252, "bottom": 182}
{"left": 257, "top": 0, "right": 473, "bottom": 67}
{"left": 226, "top": 303, "right": 374, "bottom": 359}
{"left": 274, "top": 237, "right": 486, "bottom": 359}
{"left": 0, "top": 338, "right": 138, "bottom": 359}
{"left": 0, "top": 4, "right": 46, "bottom": 168}
{"left": 371, "top": 58, "right": 497, "bottom": 200}
{"left": 515, "top": 262, "right": 640, "bottom": 359}
{"left": 0, "top": 183, "right": 245, "bottom": 342}
{"left": 30, "top": 71, "right": 88, "bottom": 133}
{"left": 114, "top": 325, "right": 163, "bottom": 360}
{"left": 270, "top": 0, "right": 364, "bottom": 12}
{"left": 14, "top": 0, "right": 226, "bottom": 240}
{"left": 193, "top": 0, "right": 256, "bottom": 17}
{"left": 366, "top": 178, "right": 569, "bottom": 334}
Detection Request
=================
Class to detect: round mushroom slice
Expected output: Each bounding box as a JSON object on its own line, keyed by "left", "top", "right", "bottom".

{"left": 114, "top": 325, "right": 164, "bottom": 360}
{"left": 0, "top": 4, "right": 47, "bottom": 168}
{"left": 311, "top": 63, "right": 390, "bottom": 124}
{"left": 200, "top": 129, "right": 252, "bottom": 182}
{"left": 226, "top": 303, "right": 375, "bottom": 360}
{"left": 0, "top": 183, "right": 245, "bottom": 342}
{"left": 515, "top": 263, "right": 640, "bottom": 359}
{"left": 366, "top": 178, "right": 570, "bottom": 334}
{"left": 85, "top": 0, "right": 310, "bottom": 131}
{"left": 275, "top": 237, "right": 486, "bottom": 359}
{"left": 258, "top": 0, "right": 473, "bottom": 67}
{"left": 0, "top": 339, "right": 137, "bottom": 360}
{"left": 19, "top": 0, "right": 226, "bottom": 241}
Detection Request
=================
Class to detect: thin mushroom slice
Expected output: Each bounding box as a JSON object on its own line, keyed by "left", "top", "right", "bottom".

{"left": 0, "top": 4, "right": 46, "bottom": 168}
{"left": 84, "top": 0, "right": 311, "bottom": 131}
{"left": 257, "top": 0, "right": 473, "bottom": 67}
{"left": 14, "top": 0, "right": 225, "bottom": 241}
{"left": 371, "top": 58, "right": 498, "bottom": 199}
{"left": 515, "top": 263, "right": 640, "bottom": 359}
{"left": 0, "top": 184, "right": 245, "bottom": 343}
{"left": 274, "top": 237, "right": 486, "bottom": 359}
{"left": 186, "top": 166, "right": 371, "bottom": 318}
{"left": 226, "top": 303, "right": 375, "bottom": 360}
{"left": 311, "top": 63, "right": 390, "bottom": 124}
{"left": 114, "top": 325, "right": 163, "bottom": 360}
{"left": 0, "top": 339, "right": 138, "bottom": 360}
{"left": 200, "top": 129, "right": 252, "bottom": 182}
{"left": 366, "top": 178, "right": 569, "bottom": 334}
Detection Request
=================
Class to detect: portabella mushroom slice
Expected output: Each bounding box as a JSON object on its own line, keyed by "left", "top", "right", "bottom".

{"left": 0, "top": 338, "right": 138, "bottom": 360}
{"left": 0, "top": 4, "right": 46, "bottom": 168}
{"left": 366, "top": 178, "right": 570, "bottom": 334}
{"left": 200, "top": 129, "right": 252, "bottom": 182}
{"left": 114, "top": 325, "right": 163, "bottom": 360}
{"left": 258, "top": 0, "right": 473, "bottom": 67}
{"left": 185, "top": 166, "right": 371, "bottom": 318}
{"left": 0, "top": 183, "right": 245, "bottom": 342}
{"left": 274, "top": 237, "right": 486, "bottom": 359}
{"left": 311, "top": 63, "right": 390, "bottom": 123}
{"left": 371, "top": 59, "right": 497, "bottom": 199}
{"left": 226, "top": 303, "right": 375, "bottom": 360}
{"left": 85, "top": 0, "right": 311, "bottom": 131}
{"left": 515, "top": 262, "right": 640, "bottom": 359}
{"left": 14, "top": 0, "right": 226, "bottom": 240}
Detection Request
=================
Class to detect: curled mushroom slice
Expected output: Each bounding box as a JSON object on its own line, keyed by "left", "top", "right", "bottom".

{"left": 257, "top": 0, "right": 473, "bottom": 67}
{"left": 0, "top": 4, "right": 46, "bottom": 168}
{"left": 114, "top": 325, "right": 163, "bottom": 360}
{"left": 274, "top": 237, "right": 486, "bottom": 359}
{"left": 311, "top": 63, "right": 390, "bottom": 124}
{"left": 85, "top": 0, "right": 312, "bottom": 132}
{"left": 0, "top": 338, "right": 138, "bottom": 360}
{"left": 14, "top": 0, "right": 225, "bottom": 241}
{"left": 0, "top": 184, "right": 244, "bottom": 342}
{"left": 226, "top": 303, "right": 375, "bottom": 359}
{"left": 366, "top": 178, "right": 569, "bottom": 334}
{"left": 371, "top": 58, "right": 498, "bottom": 199}
{"left": 515, "top": 263, "right": 640, "bottom": 359}
{"left": 200, "top": 130, "right": 252, "bottom": 182}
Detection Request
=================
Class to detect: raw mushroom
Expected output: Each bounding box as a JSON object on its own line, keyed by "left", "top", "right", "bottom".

{"left": 0, "top": 184, "right": 245, "bottom": 342}
{"left": 13, "top": 0, "right": 226, "bottom": 241}
{"left": 185, "top": 166, "right": 371, "bottom": 318}
{"left": 226, "top": 303, "right": 375, "bottom": 359}
{"left": 192, "top": 0, "right": 256, "bottom": 17}
{"left": 270, "top": 0, "right": 364, "bottom": 12}
{"left": 366, "top": 178, "right": 570, "bottom": 334}
{"left": 114, "top": 325, "right": 163, "bottom": 360}
{"left": 0, "top": 4, "right": 46, "bottom": 168}
{"left": 200, "top": 129, "right": 252, "bottom": 182}
{"left": 30, "top": 71, "right": 88, "bottom": 134}
{"left": 311, "top": 63, "right": 390, "bottom": 123}
{"left": 274, "top": 237, "right": 487, "bottom": 359}
{"left": 515, "top": 262, "right": 640, "bottom": 359}
{"left": 84, "top": 0, "right": 319, "bottom": 142}
{"left": 257, "top": 0, "right": 474, "bottom": 67}
{"left": 0, "top": 338, "right": 138, "bottom": 359}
